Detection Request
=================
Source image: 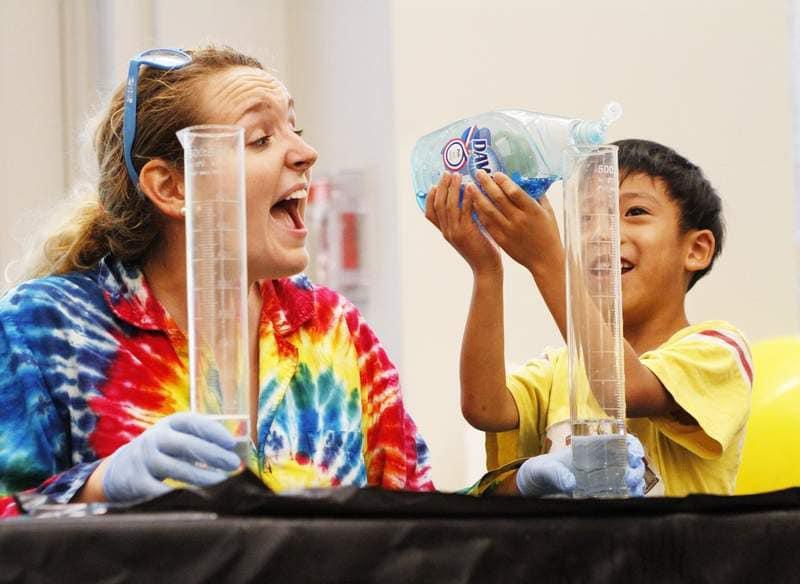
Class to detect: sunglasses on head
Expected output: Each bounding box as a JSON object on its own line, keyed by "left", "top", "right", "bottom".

{"left": 122, "top": 48, "right": 192, "bottom": 188}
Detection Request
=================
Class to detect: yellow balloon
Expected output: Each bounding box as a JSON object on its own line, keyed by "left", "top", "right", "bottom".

{"left": 735, "top": 337, "right": 800, "bottom": 494}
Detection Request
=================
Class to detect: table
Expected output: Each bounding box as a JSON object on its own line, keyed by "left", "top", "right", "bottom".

{"left": 1, "top": 472, "right": 798, "bottom": 583}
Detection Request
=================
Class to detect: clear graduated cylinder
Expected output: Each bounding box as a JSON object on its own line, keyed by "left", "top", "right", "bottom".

{"left": 411, "top": 103, "right": 621, "bottom": 211}
{"left": 563, "top": 144, "right": 628, "bottom": 498}
{"left": 178, "top": 125, "right": 251, "bottom": 461}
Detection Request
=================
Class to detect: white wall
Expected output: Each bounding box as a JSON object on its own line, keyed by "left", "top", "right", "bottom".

{"left": 0, "top": 1, "right": 66, "bottom": 281}
{"left": 151, "top": 0, "right": 288, "bottom": 78}
{"left": 284, "top": 1, "right": 402, "bottom": 364}
{"left": 391, "top": 0, "right": 798, "bottom": 489}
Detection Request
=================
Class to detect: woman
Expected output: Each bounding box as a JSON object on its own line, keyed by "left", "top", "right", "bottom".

{"left": 0, "top": 46, "right": 432, "bottom": 513}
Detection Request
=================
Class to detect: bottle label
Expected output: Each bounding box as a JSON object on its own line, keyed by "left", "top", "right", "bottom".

{"left": 441, "top": 126, "right": 504, "bottom": 176}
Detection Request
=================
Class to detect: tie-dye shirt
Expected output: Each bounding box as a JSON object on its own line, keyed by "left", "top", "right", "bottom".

{"left": 0, "top": 256, "right": 432, "bottom": 515}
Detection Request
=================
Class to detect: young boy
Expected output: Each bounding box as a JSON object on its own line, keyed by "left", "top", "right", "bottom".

{"left": 425, "top": 139, "right": 751, "bottom": 496}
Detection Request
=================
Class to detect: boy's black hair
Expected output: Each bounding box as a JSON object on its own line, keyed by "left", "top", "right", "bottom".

{"left": 612, "top": 139, "right": 724, "bottom": 291}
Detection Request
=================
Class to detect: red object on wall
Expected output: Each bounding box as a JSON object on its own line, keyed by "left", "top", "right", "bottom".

{"left": 341, "top": 212, "right": 360, "bottom": 270}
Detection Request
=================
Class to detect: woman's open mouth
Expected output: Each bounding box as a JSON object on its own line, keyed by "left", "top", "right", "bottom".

{"left": 270, "top": 190, "right": 307, "bottom": 232}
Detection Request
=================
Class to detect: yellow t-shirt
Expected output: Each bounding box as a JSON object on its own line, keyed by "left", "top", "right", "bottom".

{"left": 484, "top": 321, "right": 753, "bottom": 496}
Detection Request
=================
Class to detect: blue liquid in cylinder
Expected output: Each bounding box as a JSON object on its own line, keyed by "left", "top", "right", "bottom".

{"left": 571, "top": 430, "right": 628, "bottom": 498}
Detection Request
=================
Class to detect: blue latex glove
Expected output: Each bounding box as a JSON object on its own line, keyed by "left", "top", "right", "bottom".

{"left": 516, "top": 433, "right": 646, "bottom": 497}
{"left": 515, "top": 447, "right": 576, "bottom": 496}
{"left": 102, "top": 412, "right": 241, "bottom": 502}
{"left": 624, "top": 434, "right": 646, "bottom": 497}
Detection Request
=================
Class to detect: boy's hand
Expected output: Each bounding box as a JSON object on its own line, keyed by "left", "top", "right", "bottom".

{"left": 470, "top": 170, "right": 563, "bottom": 275}
{"left": 515, "top": 448, "right": 576, "bottom": 496}
{"left": 425, "top": 172, "right": 501, "bottom": 275}
{"left": 515, "top": 434, "right": 646, "bottom": 497}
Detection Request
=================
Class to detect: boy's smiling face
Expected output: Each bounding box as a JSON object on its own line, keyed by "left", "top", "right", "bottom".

{"left": 618, "top": 173, "right": 695, "bottom": 327}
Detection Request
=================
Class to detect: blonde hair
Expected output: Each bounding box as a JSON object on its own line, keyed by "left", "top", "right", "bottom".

{"left": 22, "top": 46, "right": 262, "bottom": 280}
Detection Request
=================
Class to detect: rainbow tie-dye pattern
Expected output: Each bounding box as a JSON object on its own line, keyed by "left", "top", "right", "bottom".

{"left": 0, "top": 256, "right": 432, "bottom": 515}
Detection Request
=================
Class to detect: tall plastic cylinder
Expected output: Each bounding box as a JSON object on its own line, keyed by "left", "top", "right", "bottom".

{"left": 563, "top": 144, "right": 628, "bottom": 498}
{"left": 178, "top": 124, "right": 251, "bottom": 459}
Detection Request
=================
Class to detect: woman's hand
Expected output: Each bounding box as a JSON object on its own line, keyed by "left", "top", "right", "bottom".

{"left": 425, "top": 172, "right": 501, "bottom": 276}
{"left": 99, "top": 412, "right": 241, "bottom": 502}
{"left": 469, "top": 170, "right": 563, "bottom": 276}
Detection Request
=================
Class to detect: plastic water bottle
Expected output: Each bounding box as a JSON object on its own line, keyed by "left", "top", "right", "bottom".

{"left": 411, "top": 102, "right": 622, "bottom": 211}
